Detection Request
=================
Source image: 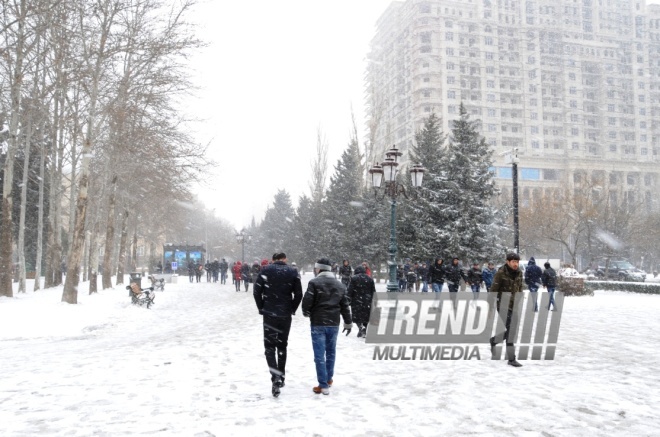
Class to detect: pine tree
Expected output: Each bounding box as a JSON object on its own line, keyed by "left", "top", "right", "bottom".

{"left": 322, "top": 138, "right": 364, "bottom": 263}
{"left": 399, "top": 112, "right": 448, "bottom": 262}
{"left": 439, "top": 103, "right": 505, "bottom": 261}
{"left": 256, "top": 190, "right": 295, "bottom": 255}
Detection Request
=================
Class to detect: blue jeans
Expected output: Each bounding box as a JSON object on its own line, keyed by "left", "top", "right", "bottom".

{"left": 547, "top": 287, "right": 556, "bottom": 310}
{"left": 421, "top": 281, "right": 428, "bottom": 292}
{"left": 311, "top": 326, "right": 339, "bottom": 389}
{"left": 529, "top": 287, "right": 539, "bottom": 311}
{"left": 471, "top": 284, "right": 480, "bottom": 293}
{"left": 432, "top": 282, "right": 443, "bottom": 292}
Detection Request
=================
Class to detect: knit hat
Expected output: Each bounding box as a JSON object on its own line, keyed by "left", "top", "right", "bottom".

{"left": 315, "top": 258, "right": 332, "bottom": 271}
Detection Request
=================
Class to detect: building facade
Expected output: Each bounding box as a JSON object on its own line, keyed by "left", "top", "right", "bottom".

{"left": 366, "top": 0, "right": 660, "bottom": 209}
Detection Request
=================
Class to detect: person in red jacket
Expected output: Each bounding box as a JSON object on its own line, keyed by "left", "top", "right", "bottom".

{"left": 232, "top": 261, "right": 242, "bottom": 291}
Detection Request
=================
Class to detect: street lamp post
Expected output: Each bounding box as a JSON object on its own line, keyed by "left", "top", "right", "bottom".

{"left": 369, "top": 146, "right": 426, "bottom": 292}
{"left": 505, "top": 148, "right": 520, "bottom": 254}
{"left": 235, "top": 229, "right": 252, "bottom": 263}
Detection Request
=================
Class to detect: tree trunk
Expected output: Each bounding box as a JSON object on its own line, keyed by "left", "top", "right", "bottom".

{"left": 88, "top": 221, "right": 100, "bottom": 294}
{"left": 33, "top": 118, "right": 47, "bottom": 292}
{"left": 0, "top": 0, "right": 28, "bottom": 298}
{"left": 116, "top": 208, "right": 129, "bottom": 285}
{"left": 102, "top": 176, "right": 118, "bottom": 289}
{"left": 17, "top": 113, "right": 34, "bottom": 293}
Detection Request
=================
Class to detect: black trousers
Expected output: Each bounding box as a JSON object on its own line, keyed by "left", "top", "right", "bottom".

{"left": 263, "top": 315, "right": 292, "bottom": 381}
{"left": 490, "top": 308, "right": 516, "bottom": 361}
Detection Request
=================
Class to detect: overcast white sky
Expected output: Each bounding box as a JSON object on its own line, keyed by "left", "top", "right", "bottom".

{"left": 185, "top": 0, "right": 660, "bottom": 230}
{"left": 184, "top": 0, "right": 394, "bottom": 229}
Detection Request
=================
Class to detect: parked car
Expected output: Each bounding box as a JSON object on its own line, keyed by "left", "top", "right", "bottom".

{"left": 595, "top": 260, "right": 646, "bottom": 282}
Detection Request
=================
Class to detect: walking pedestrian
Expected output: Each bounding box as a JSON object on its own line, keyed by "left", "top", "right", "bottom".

{"left": 253, "top": 252, "right": 303, "bottom": 397}
{"left": 482, "top": 262, "right": 497, "bottom": 292}
{"left": 542, "top": 262, "right": 558, "bottom": 311}
{"left": 339, "top": 260, "right": 352, "bottom": 287}
{"left": 466, "top": 262, "right": 484, "bottom": 298}
{"left": 346, "top": 265, "right": 375, "bottom": 338}
{"left": 524, "top": 257, "right": 543, "bottom": 312}
{"left": 429, "top": 258, "right": 445, "bottom": 292}
{"left": 445, "top": 257, "right": 465, "bottom": 293}
{"left": 302, "top": 258, "right": 352, "bottom": 395}
{"left": 489, "top": 252, "right": 524, "bottom": 368}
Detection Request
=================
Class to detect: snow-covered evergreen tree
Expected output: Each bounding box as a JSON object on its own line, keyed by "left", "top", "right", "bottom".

{"left": 399, "top": 112, "right": 448, "bottom": 262}
{"left": 439, "top": 103, "right": 505, "bottom": 261}
{"left": 255, "top": 190, "right": 295, "bottom": 255}
{"left": 322, "top": 138, "right": 364, "bottom": 263}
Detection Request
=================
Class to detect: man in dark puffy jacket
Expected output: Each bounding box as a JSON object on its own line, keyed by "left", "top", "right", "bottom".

{"left": 524, "top": 257, "right": 543, "bottom": 312}
{"left": 253, "top": 252, "right": 303, "bottom": 397}
{"left": 466, "top": 262, "right": 484, "bottom": 298}
{"left": 542, "top": 262, "right": 558, "bottom": 311}
{"left": 417, "top": 262, "right": 429, "bottom": 292}
{"left": 445, "top": 257, "right": 466, "bottom": 293}
{"left": 347, "top": 266, "right": 375, "bottom": 338}
{"left": 219, "top": 258, "right": 228, "bottom": 284}
{"left": 489, "top": 252, "right": 524, "bottom": 368}
{"left": 428, "top": 258, "right": 445, "bottom": 292}
{"left": 302, "top": 258, "right": 352, "bottom": 395}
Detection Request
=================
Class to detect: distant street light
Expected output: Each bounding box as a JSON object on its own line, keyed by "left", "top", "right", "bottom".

{"left": 235, "top": 229, "right": 252, "bottom": 263}
{"left": 369, "top": 145, "right": 425, "bottom": 292}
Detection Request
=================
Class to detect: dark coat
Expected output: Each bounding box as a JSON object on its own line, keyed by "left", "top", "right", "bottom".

{"left": 417, "top": 265, "right": 429, "bottom": 282}
{"left": 542, "top": 267, "right": 558, "bottom": 288}
{"left": 466, "top": 267, "right": 483, "bottom": 285}
{"left": 490, "top": 264, "right": 524, "bottom": 310}
{"left": 346, "top": 267, "right": 375, "bottom": 325}
{"left": 524, "top": 257, "right": 543, "bottom": 288}
{"left": 253, "top": 261, "right": 303, "bottom": 318}
{"left": 339, "top": 264, "right": 352, "bottom": 279}
{"left": 302, "top": 271, "right": 352, "bottom": 326}
{"left": 429, "top": 259, "right": 446, "bottom": 283}
{"left": 444, "top": 262, "right": 465, "bottom": 285}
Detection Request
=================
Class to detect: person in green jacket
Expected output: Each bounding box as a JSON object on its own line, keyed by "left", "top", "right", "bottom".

{"left": 489, "top": 252, "right": 524, "bottom": 368}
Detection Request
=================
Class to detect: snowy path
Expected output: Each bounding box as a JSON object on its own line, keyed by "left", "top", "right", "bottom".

{"left": 1, "top": 276, "right": 660, "bottom": 436}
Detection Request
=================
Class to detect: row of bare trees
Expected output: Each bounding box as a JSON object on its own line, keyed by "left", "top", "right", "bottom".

{"left": 517, "top": 180, "right": 660, "bottom": 271}
{"left": 0, "top": 0, "right": 210, "bottom": 303}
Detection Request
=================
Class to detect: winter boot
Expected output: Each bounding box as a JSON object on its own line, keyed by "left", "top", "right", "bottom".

{"left": 313, "top": 386, "right": 330, "bottom": 395}
{"left": 272, "top": 380, "right": 281, "bottom": 397}
{"left": 507, "top": 359, "right": 523, "bottom": 368}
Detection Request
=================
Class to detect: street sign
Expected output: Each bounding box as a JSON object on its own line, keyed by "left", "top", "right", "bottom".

{"left": 172, "top": 262, "right": 178, "bottom": 271}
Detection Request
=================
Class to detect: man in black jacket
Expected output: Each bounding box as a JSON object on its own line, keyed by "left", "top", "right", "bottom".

{"left": 253, "top": 252, "right": 303, "bottom": 397}
{"left": 445, "top": 257, "right": 466, "bottom": 293}
{"left": 542, "top": 262, "right": 558, "bottom": 311}
{"left": 428, "top": 258, "right": 445, "bottom": 292}
{"left": 302, "top": 258, "right": 352, "bottom": 395}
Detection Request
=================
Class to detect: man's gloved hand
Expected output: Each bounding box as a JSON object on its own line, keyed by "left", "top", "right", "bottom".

{"left": 342, "top": 323, "right": 352, "bottom": 336}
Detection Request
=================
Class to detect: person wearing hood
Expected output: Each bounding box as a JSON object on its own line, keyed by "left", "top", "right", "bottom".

{"left": 524, "top": 257, "right": 543, "bottom": 312}
{"left": 339, "top": 260, "right": 352, "bottom": 287}
{"left": 541, "top": 262, "right": 558, "bottom": 311}
{"left": 302, "top": 258, "right": 352, "bottom": 395}
{"left": 347, "top": 266, "right": 375, "bottom": 338}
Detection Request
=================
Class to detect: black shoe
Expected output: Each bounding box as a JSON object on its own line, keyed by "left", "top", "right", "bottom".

{"left": 272, "top": 381, "right": 280, "bottom": 397}
{"left": 490, "top": 340, "right": 497, "bottom": 358}
{"left": 507, "top": 359, "right": 523, "bottom": 368}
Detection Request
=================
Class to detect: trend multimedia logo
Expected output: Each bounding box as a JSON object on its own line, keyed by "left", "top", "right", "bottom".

{"left": 366, "top": 292, "right": 563, "bottom": 361}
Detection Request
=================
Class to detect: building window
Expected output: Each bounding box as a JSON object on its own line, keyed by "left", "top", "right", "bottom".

{"left": 498, "top": 167, "right": 513, "bottom": 179}
{"left": 572, "top": 142, "right": 579, "bottom": 150}
{"left": 609, "top": 144, "right": 617, "bottom": 152}
{"left": 532, "top": 140, "right": 539, "bottom": 148}
{"left": 446, "top": 48, "right": 454, "bottom": 55}
{"left": 448, "top": 90, "right": 456, "bottom": 98}
{"left": 448, "top": 105, "right": 456, "bottom": 114}
{"left": 641, "top": 147, "right": 648, "bottom": 155}
{"left": 543, "top": 169, "right": 558, "bottom": 180}
{"left": 521, "top": 168, "right": 541, "bottom": 180}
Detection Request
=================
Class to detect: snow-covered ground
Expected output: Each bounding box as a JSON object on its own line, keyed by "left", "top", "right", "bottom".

{"left": 1, "top": 275, "right": 660, "bottom": 436}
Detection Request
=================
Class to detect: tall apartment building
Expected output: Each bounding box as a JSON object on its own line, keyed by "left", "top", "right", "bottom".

{"left": 366, "top": 0, "right": 660, "bottom": 210}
